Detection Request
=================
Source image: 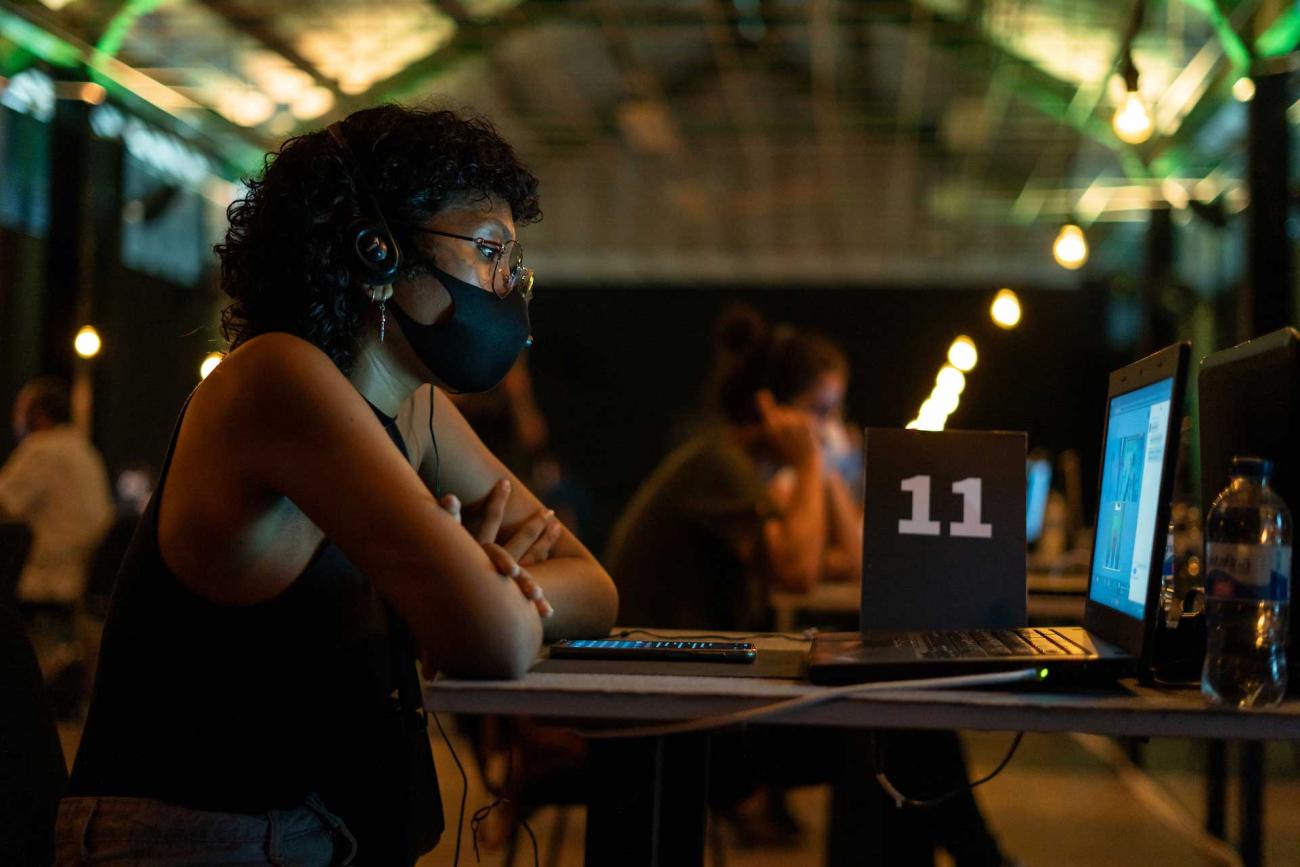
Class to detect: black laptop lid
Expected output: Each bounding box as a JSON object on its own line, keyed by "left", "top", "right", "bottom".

{"left": 1082, "top": 343, "right": 1189, "bottom": 658}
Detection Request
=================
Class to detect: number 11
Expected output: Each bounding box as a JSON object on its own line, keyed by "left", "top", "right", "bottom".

{"left": 898, "top": 475, "right": 993, "bottom": 538}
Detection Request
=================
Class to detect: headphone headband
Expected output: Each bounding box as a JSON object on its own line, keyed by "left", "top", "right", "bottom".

{"left": 328, "top": 121, "right": 402, "bottom": 285}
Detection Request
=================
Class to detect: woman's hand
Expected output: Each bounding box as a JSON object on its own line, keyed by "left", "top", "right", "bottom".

{"left": 446, "top": 480, "right": 557, "bottom": 618}
{"left": 755, "top": 389, "right": 820, "bottom": 469}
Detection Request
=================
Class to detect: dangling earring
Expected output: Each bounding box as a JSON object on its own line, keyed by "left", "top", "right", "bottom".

{"left": 371, "top": 286, "right": 390, "bottom": 342}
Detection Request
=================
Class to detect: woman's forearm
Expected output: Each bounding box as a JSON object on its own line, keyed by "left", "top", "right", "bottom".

{"left": 526, "top": 556, "right": 619, "bottom": 641}
{"left": 823, "top": 472, "right": 863, "bottom": 581}
{"left": 765, "top": 454, "right": 828, "bottom": 592}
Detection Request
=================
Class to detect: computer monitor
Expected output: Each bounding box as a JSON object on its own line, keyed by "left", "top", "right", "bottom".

{"left": 1087, "top": 377, "right": 1176, "bottom": 620}
{"left": 1199, "top": 327, "right": 1298, "bottom": 693}
{"left": 1025, "top": 457, "right": 1052, "bottom": 545}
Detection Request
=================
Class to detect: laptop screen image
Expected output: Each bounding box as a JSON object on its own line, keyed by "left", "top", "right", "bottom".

{"left": 1087, "top": 377, "right": 1175, "bottom": 620}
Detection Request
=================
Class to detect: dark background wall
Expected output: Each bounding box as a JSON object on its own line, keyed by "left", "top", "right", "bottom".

{"left": 526, "top": 285, "right": 1115, "bottom": 553}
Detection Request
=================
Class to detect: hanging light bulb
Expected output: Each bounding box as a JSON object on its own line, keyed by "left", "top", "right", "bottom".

{"left": 947, "top": 336, "right": 978, "bottom": 373}
{"left": 990, "top": 288, "right": 1022, "bottom": 329}
{"left": 1113, "top": 91, "right": 1152, "bottom": 144}
{"left": 1053, "top": 223, "right": 1089, "bottom": 270}
{"left": 1112, "top": 48, "right": 1152, "bottom": 145}
{"left": 74, "top": 325, "right": 102, "bottom": 359}
{"left": 200, "top": 352, "right": 224, "bottom": 380}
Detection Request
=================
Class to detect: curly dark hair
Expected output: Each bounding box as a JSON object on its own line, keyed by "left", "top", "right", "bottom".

{"left": 216, "top": 104, "right": 541, "bottom": 374}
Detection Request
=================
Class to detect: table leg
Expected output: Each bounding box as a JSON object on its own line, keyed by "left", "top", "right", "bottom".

{"left": 1205, "top": 739, "right": 1227, "bottom": 840}
{"left": 584, "top": 733, "right": 710, "bottom": 866}
{"left": 1238, "top": 740, "right": 1265, "bottom": 867}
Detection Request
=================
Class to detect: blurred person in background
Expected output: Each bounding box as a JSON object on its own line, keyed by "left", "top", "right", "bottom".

{"left": 58, "top": 104, "right": 617, "bottom": 867}
{"left": 608, "top": 313, "right": 863, "bottom": 633}
{"left": 0, "top": 376, "right": 114, "bottom": 718}
{"left": 606, "top": 313, "right": 1011, "bottom": 865}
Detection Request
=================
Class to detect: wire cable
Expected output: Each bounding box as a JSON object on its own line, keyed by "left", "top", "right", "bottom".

{"left": 574, "top": 668, "right": 1041, "bottom": 739}
{"left": 430, "top": 709, "right": 540, "bottom": 867}
{"left": 430, "top": 710, "right": 469, "bottom": 866}
{"left": 870, "top": 731, "right": 1024, "bottom": 808}
{"left": 426, "top": 385, "right": 443, "bottom": 498}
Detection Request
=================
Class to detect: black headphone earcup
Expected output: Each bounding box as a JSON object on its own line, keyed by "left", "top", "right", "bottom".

{"left": 348, "top": 220, "right": 401, "bottom": 286}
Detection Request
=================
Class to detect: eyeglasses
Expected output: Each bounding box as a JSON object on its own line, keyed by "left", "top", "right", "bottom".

{"left": 411, "top": 228, "right": 534, "bottom": 301}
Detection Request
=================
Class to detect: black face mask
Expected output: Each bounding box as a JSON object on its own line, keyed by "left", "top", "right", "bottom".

{"left": 390, "top": 264, "right": 532, "bottom": 393}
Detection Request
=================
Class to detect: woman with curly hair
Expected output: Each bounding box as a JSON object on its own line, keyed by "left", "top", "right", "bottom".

{"left": 56, "top": 104, "right": 618, "bottom": 866}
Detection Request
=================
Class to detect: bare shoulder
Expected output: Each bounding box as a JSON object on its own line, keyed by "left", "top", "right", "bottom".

{"left": 197, "top": 333, "right": 353, "bottom": 424}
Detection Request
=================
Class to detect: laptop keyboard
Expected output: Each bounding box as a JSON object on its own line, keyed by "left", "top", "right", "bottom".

{"left": 914, "top": 628, "right": 1088, "bottom": 658}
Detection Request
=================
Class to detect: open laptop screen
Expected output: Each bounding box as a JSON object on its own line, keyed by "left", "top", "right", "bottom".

{"left": 1088, "top": 377, "right": 1174, "bottom": 619}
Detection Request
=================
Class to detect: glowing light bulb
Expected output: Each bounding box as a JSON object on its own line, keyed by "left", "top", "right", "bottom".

{"left": 990, "top": 288, "right": 1022, "bottom": 329}
{"left": 935, "top": 365, "right": 966, "bottom": 396}
{"left": 200, "top": 352, "right": 224, "bottom": 380}
{"left": 74, "top": 325, "right": 102, "bottom": 359}
{"left": 931, "top": 389, "right": 960, "bottom": 416}
{"left": 1053, "top": 224, "right": 1088, "bottom": 270}
{"left": 1112, "top": 91, "right": 1152, "bottom": 144}
{"left": 947, "top": 336, "right": 978, "bottom": 373}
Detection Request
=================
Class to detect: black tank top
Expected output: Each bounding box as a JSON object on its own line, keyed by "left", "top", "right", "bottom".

{"left": 70, "top": 395, "right": 443, "bottom": 866}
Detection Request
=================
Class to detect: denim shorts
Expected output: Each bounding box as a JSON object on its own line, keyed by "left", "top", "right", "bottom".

{"left": 55, "top": 793, "right": 357, "bottom": 866}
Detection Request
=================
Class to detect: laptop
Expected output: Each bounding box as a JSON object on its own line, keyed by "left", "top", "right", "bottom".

{"left": 807, "top": 342, "right": 1190, "bottom": 686}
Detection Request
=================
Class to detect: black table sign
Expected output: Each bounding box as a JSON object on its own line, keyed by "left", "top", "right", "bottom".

{"left": 860, "top": 427, "right": 1027, "bottom": 632}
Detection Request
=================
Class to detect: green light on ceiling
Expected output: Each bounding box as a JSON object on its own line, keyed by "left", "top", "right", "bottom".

{"left": 94, "top": 0, "right": 171, "bottom": 62}
{"left": 1256, "top": 7, "right": 1300, "bottom": 59}
{"left": 0, "top": 9, "right": 81, "bottom": 67}
{"left": 1182, "top": 0, "right": 1252, "bottom": 74}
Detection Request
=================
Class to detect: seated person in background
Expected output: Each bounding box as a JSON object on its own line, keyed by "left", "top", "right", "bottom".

{"left": 59, "top": 104, "right": 617, "bottom": 867}
{"left": 607, "top": 316, "right": 862, "bottom": 632}
{"left": 0, "top": 376, "right": 114, "bottom": 714}
{"left": 606, "top": 312, "right": 1010, "bottom": 866}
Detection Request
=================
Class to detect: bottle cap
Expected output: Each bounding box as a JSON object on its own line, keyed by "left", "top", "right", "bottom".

{"left": 1230, "top": 456, "right": 1273, "bottom": 479}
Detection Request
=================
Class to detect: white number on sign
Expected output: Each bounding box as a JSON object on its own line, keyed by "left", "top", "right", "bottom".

{"left": 897, "top": 476, "right": 993, "bottom": 539}
{"left": 949, "top": 477, "right": 994, "bottom": 538}
{"left": 898, "top": 475, "right": 942, "bottom": 536}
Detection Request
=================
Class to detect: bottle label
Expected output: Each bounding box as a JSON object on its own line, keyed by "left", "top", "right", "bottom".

{"left": 1205, "top": 543, "right": 1292, "bottom": 602}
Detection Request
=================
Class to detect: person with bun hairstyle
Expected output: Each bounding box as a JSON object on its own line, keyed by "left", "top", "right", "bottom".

{"left": 57, "top": 104, "right": 617, "bottom": 866}
{"left": 606, "top": 308, "right": 1011, "bottom": 865}
{"left": 608, "top": 309, "right": 862, "bottom": 631}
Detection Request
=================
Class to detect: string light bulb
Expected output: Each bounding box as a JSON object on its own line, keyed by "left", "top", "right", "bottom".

{"left": 947, "top": 336, "right": 978, "bottom": 373}
{"left": 1053, "top": 223, "right": 1089, "bottom": 270}
{"left": 1113, "top": 91, "right": 1152, "bottom": 144}
{"left": 990, "top": 289, "right": 1022, "bottom": 329}
{"left": 200, "top": 352, "right": 224, "bottom": 380}
{"left": 74, "top": 325, "right": 102, "bottom": 359}
{"left": 1112, "top": 48, "right": 1152, "bottom": 145}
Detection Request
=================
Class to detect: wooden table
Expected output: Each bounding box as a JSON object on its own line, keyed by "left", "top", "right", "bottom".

{"left": 425, "top": 632, "right": 1300, "bottom": 866}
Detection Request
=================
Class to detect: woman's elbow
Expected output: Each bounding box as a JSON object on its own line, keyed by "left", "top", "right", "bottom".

{"left": 436, "top": 612, "right": 543, "bottom": 680}
{"left": 592, "top": 572, "right": 620, "bottom": 633}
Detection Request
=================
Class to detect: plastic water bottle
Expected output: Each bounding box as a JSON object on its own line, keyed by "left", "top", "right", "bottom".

{"left": 1201, "top": 457, "right": 1292, "bottom": 707}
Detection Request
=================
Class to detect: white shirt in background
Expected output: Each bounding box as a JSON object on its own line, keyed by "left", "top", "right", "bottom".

{"left": 0, "top": 425, "right": 115, "bottom": 604}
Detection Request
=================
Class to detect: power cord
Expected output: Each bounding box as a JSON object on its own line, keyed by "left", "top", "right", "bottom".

{"left": 426, "top": 385, "right": 443, "bottom": 499}
{"left": 870, "top": 731, "right": 1025, "bottom": 808}
{"left": 614, "top": 628, "right": 819, "bottom": 643}
{"left": 469, "top": 738, "right": 539, "bottom": 867}
{"left": 430, "top": 710, "right": 468, "bottom": 866}
{"left": 430, "top": 709, "right": 540, "bottom": 867}
{"left": 574, "top": 668, "right": 1041, "bottom": 740}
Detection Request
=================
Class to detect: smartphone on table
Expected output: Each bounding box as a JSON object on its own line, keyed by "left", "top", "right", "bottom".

{"left": 548, "top": 638, "right": 758, "bottom": 663}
